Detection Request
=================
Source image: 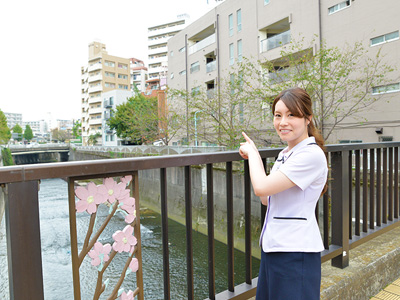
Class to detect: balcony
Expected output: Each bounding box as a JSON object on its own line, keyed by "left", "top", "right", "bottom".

{"left": 88, "top": 62, "right": 102, "bottom": 72}
{"left": 148, "top": 36, "right": 170, "bottom": 47}
{"left": 88, "top": 85, "right": 103, "bottom": 94}
{"left": 206, "top": 60, "right": 216, "bottom": 73}
{"left": 88, "top": 74, "right": 103, "bottom": 83}
{"left": 88, "top": 107, "right": 102, "bottom": 115}
{"left": 88, "top": 96, "right": 102, "bottom": 104}
{"left": 189, "top": 33, "right": 216, "bottom": 55}
{"left": 148, "top": 56, "right": 168, "bottom": 66}
{"left": 89, "top": 118, "right": 102, "bottom": 125}
{"left": 148, "top": 45, "right": 168, "bottom": 56}
{"left": 260, "top": 30, "right": 291, "bottom": 53}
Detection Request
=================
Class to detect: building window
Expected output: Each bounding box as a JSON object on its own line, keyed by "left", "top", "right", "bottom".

{"left": 328, "top": 0, "right": 351, "bottom": 15}
{"left": 229, "top": 43, "right": 234, "bottom": 65}
{"left": 237, "top": 40, "right": 242, "bottom": 62}
{"left": 370, "top": 31, "right": 399, "bottom": 46}
{"left": 170, "top": 50, "right": 174, "bottom": 57}
{"left": 118, "top": 63, "right": 128, "bottom": 70}
{"left": 170, "top": 73, "right": 174, "bottom": 79}
{"left": 179, "top": 46, "right": 186, "bottom": 52}
{"left": 118, "top": 84, "right": 128, "bottom": 90}
{"left": 372, "top": 83, "right": 400, "bottom": 95}
{"left": 105, "top": 61, "right": 115, "bottom": 67}
{"left": 229, "top": 14, "right": 233, "bottom": 37}
{"left": 105, "top": 83, "right": 115, "bottom": 88}
{"left": 109, "top": 97, "right": 114, "bottom": 105}
{"left": 379, "top": 136, "right": 393, "bottom": 142}
{"left": 237, "top": 9, "right": 242, "bottom": 32}
{"left": 179, "top": 70, "right": 186, "bottom": 76}
{"left": 264, "top": 0, "right": 270, "bottom": 4}
{"left": 105, "top": 72, "right": 115, "bottom": 78}
{"left": 118, "top": 74, "right": 128, "bottom": 79}
{"left": 190, "top": 61, "right": 200, "bottom": 73}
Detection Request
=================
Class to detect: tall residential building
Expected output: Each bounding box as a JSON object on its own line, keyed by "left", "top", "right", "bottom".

{"left": 167, "top": 0, "right": 400, "bottom": 144}
{"left": 4, "top": 112, "right": 22, "bottom": 130}
{"left": 81, "top": 41, "right": 132, "bottom": 145}
{"left": 147, "top": 15, "right": 190, "bottom": 93}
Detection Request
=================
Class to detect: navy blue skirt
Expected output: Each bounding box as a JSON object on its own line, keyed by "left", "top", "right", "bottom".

{"left": 256, "top": 251, "right": 321, "bottom": 300}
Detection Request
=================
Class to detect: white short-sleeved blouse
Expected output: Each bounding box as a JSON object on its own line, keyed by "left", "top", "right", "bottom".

{"left": 260, "top": 136, "right": 328, "bottom": 253}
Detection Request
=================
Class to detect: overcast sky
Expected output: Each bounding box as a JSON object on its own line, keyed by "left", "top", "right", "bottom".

{"left": 0, "top": 0, "right": 221, "bottom": 122}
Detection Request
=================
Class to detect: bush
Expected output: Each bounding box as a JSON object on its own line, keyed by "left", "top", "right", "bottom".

{"left": 1, "top": 147, "right": 14, "bottom": 166}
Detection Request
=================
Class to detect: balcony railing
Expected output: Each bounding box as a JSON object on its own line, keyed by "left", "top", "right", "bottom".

{"left": 260, "top": 30, "right": 291, "bottom": 53}
{"left": 189, "top": 33, "right": 216, "bottom": 55}
{"left": 1, "top": 142, "right": 400, "bottom": 299}
{"left": 206, "top": 60, "right": 217, "bottom": 73}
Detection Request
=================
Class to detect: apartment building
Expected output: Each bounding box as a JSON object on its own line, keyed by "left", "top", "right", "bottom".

{"left": 147, "top": 15, "right": 190, "bottom": 93}
{"left": 81, "top": 41, "right": 132, "bottom": 145}
{"left": 4, "top": 112, "right": 22, "bottom": 130}
{"left": 167, "top": 0, "right": 400, "bottom": 144}
{"left": 102, "top": 89, "right": 133, "bottom": 146}
{"left": 130, "top": 58, "right": 148, "bottom": 93}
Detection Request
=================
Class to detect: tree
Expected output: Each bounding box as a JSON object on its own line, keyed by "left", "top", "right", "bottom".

{"left": 87, "top": 132, "right": 101, "bottom": 146}
{"left": 72, "top": 120, "right": 82, "bottom": 139}
{"left": 24, "top": 124, "right": 34, "bottom": 142}
{"left": 107, "top": 93, "right": 158, "bottom": 145}
{"left": 0, "top": 110, "right": 11, "bottom": 145}
{"left": 12, "top": 123, "right": 23, "bottom": 141}
{"left": 51, "top": 128, "right": 71, "bottom": 142}
{"left": 237, "top": 36, "right": 395, "bottom": 141}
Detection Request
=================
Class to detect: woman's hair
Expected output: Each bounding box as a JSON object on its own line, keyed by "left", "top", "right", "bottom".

{"left": 272, "top": 87, "right": 328, "bottom": 195}
{"left": 272, "top": 87, "right": 325, "bottom": 151}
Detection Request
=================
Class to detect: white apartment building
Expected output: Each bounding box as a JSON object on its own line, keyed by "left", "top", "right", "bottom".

{"left": 130, "top": 58, "right": 147, "bottom": 93}
{"left": 23, "top": 120, "right": 47, "bottom": 136}
{"left": 102, "top": 89, "right": 133, "bottom": 146}
{"left": 81, "top": 41, "right": 132, "bottom": 146}
{"left": 4, "top": 112, "right": 22, "bottom": 130}
{"left": 167, "top": 0, "right": 400, "bottom": 145}
{"left": 147, "top": 15, "right": 190, "bottom": 92}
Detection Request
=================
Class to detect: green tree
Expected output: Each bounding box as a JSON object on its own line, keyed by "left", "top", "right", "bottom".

{"left": 72, "top": 120, "right": 82, "bottom": 139}
{"left": 12, "top": 123, "right": 23, "bottom": 141}
{"left": 1, "top": 147, "right": 13, "bottom": 166}
{"left": 87, "top": 132, "right": 101, "bottom": 146}
{"left": 107, "top": 93, "right": 158, "bottom": 145}
{"left": 0, "top": 110, "right": 11, "bottom": 145}
{"left": 24, "top": 124, "right": 34, "bottom": 142}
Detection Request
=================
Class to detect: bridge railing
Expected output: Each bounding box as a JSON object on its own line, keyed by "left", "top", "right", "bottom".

{"left": 0, "top": 142, "right": 400, "bottom": 299}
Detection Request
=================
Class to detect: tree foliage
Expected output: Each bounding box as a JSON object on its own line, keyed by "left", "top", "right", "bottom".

{"left": 51, "top": 128, "right": 71, "bottom": 142}
{"left": 0, "top": 110, "right": 11, "bottom": 144}
{"left": 23, "top": 125, "right": 34, "bottom": 141}
{"left": 12, "top": 123, "right": 23, "bottom": 141}
{"left": 72, "top": 120, "right": 82, "bottom": 139}
{"left": 87, "top": 132, "right": 101, "bottom": 146}
{"left": 1, "top": 147, "right": 14, "bottom": 166}
{"left": 107, "top": 93, "right": 159, "bottom": 145}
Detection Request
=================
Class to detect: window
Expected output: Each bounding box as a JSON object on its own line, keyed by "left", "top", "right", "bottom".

{"left": 328, "top": 0, "right": 350, "bottom": 14}
{"left": 370, "top": 31, "right": 399, "bottom": 46}
{"left": 105, "top": 83, "right": 115, "bottom": 88}
{"left": 229, "top": 14, "right": 233, "bottom": 37}
{"left": 190, "top": 61, "right": 200, "bottom": 73}
{"left": 179, "top": 46, "right": 186, "bottom": 52}
{"left": 372, "top": 83, "right": 400, "bottom": 94}
{"left": 379, "top": 136, "right": 393, "bottom": 142}
{"left": 264, "top": 0, "right": 270, "bottom": 4}
{"left": 105, "top": 72, "right": 115, "bottom": 78}
{"left": 118, "top": 63, "right": 128, "bottom": 70}
{"left": 237, "top": 39, "right": 242, "bottom": 62}
{"left": 105, "top": 61, "right": 115, "bottom": 67}
{"left": 109, "top": 97, "right": 114, "bottom": 105}
{"left": 229, "top": 43, "right": 234, "bottom": 65}
{"left": 170, "top": 50, "right": 174, "bottom": 57}
{"left": 237, "top": 9, "right": 242, "bottom": 32}
{"left": 118, "top": 84, "right": 128, "bottom": 90}
{"left": 170, "top": 73, "right": 174, "bottom": 79}
{"left": 118, "top": 74, "right": 128, "bottom": 79}
{"left": 179, "top": 70, "right": 186, "bottom": 76}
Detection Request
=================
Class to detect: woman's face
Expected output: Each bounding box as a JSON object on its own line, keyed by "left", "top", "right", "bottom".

{"left": 273, "top": 100, "right": 310, "bottom": 149}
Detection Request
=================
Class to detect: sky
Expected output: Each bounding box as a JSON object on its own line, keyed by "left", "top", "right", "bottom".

{"left": 0, "top": 0, "right": 221, "bottom": 123}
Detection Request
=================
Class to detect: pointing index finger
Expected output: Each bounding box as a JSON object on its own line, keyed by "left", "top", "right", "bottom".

{"left": 242, "top": 132, "right": 251, "bottom": 142}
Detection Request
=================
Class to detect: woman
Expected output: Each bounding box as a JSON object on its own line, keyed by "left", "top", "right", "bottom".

{"left": 239, "top": 87, "right": 328, "bottom": 300}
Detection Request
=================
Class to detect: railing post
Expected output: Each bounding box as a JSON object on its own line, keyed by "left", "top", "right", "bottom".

{"left": 331, "top": 151, "right": 350, "bottom": 268}
{"left": 5, "top": 181, "right": 44, "bottom": 300}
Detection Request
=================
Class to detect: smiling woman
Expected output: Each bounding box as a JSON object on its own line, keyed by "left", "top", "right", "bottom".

{"left": 239, "top": 87, "right": 328, "bottom": 300}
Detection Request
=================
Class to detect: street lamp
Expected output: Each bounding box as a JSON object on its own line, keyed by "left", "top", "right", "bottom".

{"left": 194, "top": 110, "right": 204, "bottom": 147}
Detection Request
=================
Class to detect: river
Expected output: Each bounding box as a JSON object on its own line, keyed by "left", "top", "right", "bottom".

{"left": 0, "top": 178, "right": 260, "bottom": 300}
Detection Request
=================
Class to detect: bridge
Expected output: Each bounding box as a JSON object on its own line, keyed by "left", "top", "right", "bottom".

{"left": 9, "top": 143, "right": 70, "bottom": 164}
{"left": 1, "top": 142, "right": 400, "bottom": 299}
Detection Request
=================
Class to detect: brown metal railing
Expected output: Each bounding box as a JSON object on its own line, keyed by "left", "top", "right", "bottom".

{"left": 1, "top": 142, "right": 400, "bottom": 300}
